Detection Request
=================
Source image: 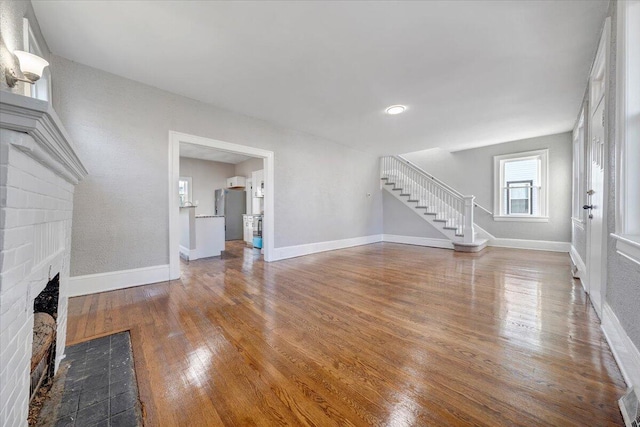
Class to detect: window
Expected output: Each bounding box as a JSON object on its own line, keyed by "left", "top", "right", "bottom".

{"left": 179, "top": 177, "right": 192, "bottom": 206}
{"left": 22, "top": 18, "right": 50, "bottom": 102}
{"left": 507, "top": 180, "right": 533, "bottom": 214}
{"left": 493, "top": 149, "right": 548, "bottom": 222}
{"left": 612, "top": 0, "right": 640, "bottom": 264}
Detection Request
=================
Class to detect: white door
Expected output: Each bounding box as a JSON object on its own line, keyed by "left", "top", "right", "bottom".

{"left": 585, "top": 18, "right": 609, "bottom": 320}
{"left": 586, "top": 97, "right": 605, "bottom": 318}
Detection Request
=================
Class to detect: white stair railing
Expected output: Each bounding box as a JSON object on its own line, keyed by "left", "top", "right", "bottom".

{"left": 381, "top": 156, "right": 475, "bottom": 243}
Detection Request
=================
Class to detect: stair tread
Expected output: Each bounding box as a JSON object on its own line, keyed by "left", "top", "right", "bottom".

{"left": 382, "top": 171, "right": 486, "bottom": 251}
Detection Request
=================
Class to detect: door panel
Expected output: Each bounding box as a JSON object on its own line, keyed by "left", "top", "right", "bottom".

{"left": 587, "top": 96, "right": 605, "bottom": 319}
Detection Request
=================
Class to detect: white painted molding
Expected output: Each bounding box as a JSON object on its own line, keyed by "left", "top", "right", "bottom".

{"left": 0, "top": 91, "right": 87, "bottom": 183}
{"left": 601, "top": 303, "right": 640, "bottom": 391}
{"left": 179, "top": 245, "right": 191, "bottom": 261}
{"left": 382, "top": 234, "right": 454, "bottom": 250}
{"left": 611, "top": 234, "right": 640, "bottom": 266}
{"left": 68, "top": 264, "right": 171, "bottom": 297}
{"left": 572, "top": 217, "right": 585, "bottom": 230}
{"left": 488, "top": 238, "right": 570, "bottom": 252}
{"left": 569, "top": 245, "right": 587, "bottom": 289}
{"left": 473, "top": 224, "right": 495, "bottom": 241}
{"left": 492, "top": 216, "right": 550, "bottom": 223}
{"left": 272, "top": 235, "right": 382, "bottom": 261}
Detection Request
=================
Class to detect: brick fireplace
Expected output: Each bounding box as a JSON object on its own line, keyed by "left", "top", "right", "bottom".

{"left": 0, "top": 91, "right": 87, "bottom": 427}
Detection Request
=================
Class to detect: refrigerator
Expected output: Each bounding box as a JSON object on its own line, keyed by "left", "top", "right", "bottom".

{"left": 214, "top": 189, "right": 246, "bottom": 241}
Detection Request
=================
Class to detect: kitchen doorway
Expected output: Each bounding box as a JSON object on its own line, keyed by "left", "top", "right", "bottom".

{"left": 168, "top": 131, "right": 275, "bottom": 280}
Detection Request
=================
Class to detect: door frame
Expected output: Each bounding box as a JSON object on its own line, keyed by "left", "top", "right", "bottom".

{"left": 168, "top": 131, "right": 275, "bottom": 279}
{"left": 585, "top": 17, "right": 610, "bottom": 316}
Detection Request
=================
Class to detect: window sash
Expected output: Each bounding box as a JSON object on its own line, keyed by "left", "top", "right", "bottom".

{"left": 506, "top": 180, "right": 533, "bottom": 215}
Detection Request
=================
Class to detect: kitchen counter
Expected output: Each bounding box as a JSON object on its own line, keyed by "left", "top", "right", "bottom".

{"left": 179, "top": 211, "right": 225, "bottom": 260}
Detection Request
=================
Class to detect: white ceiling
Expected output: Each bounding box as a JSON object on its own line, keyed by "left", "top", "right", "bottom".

{"left": 179, "top": 143, "right": 253, "bottom": 164}
{"left": 32, "top": 1, "right": 608, "bottom": 155}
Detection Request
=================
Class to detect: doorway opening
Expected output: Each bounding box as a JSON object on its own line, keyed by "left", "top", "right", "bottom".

{"left": 168, "top": 131, "right": 275, "bottom": 280}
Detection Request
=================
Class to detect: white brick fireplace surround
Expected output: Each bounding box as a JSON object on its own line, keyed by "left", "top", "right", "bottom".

{"left": 0, "top": 91, "right": 87, "bottom": 427}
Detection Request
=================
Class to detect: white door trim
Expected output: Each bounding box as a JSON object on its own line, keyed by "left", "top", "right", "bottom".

{"left": 168, "top": 131, "right": 275, "bottom": 279}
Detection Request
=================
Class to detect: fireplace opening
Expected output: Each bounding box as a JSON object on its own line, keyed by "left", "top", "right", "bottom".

{"left": 30, "top": 273, "right": 59, "bottom": 403}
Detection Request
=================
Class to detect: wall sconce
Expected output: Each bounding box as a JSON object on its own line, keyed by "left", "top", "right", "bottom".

{"left": 5, "top": 50, "right": 49, "bottom": 88}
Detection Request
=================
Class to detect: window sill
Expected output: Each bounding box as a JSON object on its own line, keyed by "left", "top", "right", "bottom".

{"left": 493, "top": 216, "right": 549, "bottom": 223}
{"left": 611, "top": 234, "right": 640, "bottom": 266}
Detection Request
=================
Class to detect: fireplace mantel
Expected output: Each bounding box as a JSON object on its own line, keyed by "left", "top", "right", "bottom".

{"left": 0, "top": 91, "right": 87, "bottom": 427}
{"left": 0, "top": 91, "right": 87, "bottom": 183}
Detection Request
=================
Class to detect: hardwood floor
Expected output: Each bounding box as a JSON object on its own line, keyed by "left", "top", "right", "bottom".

{"left": 66, "top": 242, "right": 626, "bottom": 426}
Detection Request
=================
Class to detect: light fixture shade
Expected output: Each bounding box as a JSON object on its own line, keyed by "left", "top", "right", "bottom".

{"left": 385, "top": 105, "right": 406, "bottom": 115}
{"left": 14, "top": 50, "right": 49, "bottom": 81}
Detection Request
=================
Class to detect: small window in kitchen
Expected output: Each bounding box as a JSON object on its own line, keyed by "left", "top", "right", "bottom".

{"left": 493, "top": 149, "right": 548, "bottom": 222}
{"left": 179, "top": 177, "right": 192, "bottom": 206}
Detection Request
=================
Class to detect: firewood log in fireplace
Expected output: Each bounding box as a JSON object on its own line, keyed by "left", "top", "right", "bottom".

{"left": 30, "top": 313, "right": 56, "bottom": 401}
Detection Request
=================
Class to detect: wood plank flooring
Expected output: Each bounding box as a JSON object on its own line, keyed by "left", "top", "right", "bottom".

{"left": 66, "top": 242, "right": 626, "bottom": 426}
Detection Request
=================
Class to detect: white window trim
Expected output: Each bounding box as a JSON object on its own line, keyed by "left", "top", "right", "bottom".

{"left": 22, "top": 18, "right": 51, "bottom": 103}
{"left": 493, "top": 149, "right": 549, "bottom": 222}
{"left": 612, "top": 0, "right": 640, "bottom": 263}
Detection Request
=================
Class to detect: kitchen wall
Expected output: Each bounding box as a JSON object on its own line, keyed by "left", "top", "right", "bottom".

{"left": 49, "top": 56, "right": 382, "bottom": 276}
{"left": 179, "top": 157, "right": 235, "bottom": 215}
{"left": 234, "top": 157, "right": 264, "bottom": 177}
{"left": 400, "top": 132, "right": 572, "bottom": 242}
{"left": 235, "top": 157, "right": 266, "bottom": 215}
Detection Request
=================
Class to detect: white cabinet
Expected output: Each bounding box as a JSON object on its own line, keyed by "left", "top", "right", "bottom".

{"left": 251, "top": 169, "right": 264, "bottom": 215}
{"left": 194, "top": 216, "right": 225, "bottom": 259}
{"left": 251, "top": 170, "right": 264, "bottom": 197}
{"left": 226, "top": 176, "right": 246, "bottom": 189}
{"left": 243, "top": 215, "right": 254, "bottom": 244}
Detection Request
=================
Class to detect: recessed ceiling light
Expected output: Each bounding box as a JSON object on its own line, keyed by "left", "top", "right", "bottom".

{"left": 385, "top": 105, "right": 406, "bottom": 115}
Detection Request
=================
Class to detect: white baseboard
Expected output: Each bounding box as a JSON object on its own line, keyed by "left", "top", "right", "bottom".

{"left": 68, "top": 264, "right": 171, "bottom": 297}
{"left": 488, "top": 238, "right": 570, "bottom": 252}
{"left": 272, "top": 234, "right": 382, "bottom": 261}
{"left": 601, "top": 303, "right": 640, "bottom": 391}
{"left": 382, "top": 234, "right": 454, "bottom": 250}
{"left": 569, "top": 245, "right": 587, "bottom": 283}
{"left": 179, "top": 245, "right": 191, "bottom": 260}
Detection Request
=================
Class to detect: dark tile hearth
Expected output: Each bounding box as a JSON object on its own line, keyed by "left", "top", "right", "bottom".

{"left": 37, "top": 332, "right": 141, "bottom": 427}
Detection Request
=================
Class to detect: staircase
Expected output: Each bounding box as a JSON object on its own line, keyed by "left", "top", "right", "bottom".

{"left": 381, "top": 155, "right": 488, "bottom": 252}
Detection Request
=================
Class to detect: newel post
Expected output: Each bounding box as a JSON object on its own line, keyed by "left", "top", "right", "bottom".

{"left": 463, "top": 196, "right": 475, "bottom": 243}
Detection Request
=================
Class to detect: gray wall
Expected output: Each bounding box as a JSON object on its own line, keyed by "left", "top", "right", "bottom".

{"left": 603, "top": 1, "right": 640, "bottom": 352}
{"left": 179, "top": 157, "right": 235, "bottom": 215}
{"left": 402, "top": 132, "right": 572, "bottom": 242}
{"left": 382, "top": 191, "right": 446, "bottom": 239}
{"left": 234, "top": 157, "right": 264, "bottom": 177}
{"left": 48, "top": 56, "right": 382, "bottom": 276}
